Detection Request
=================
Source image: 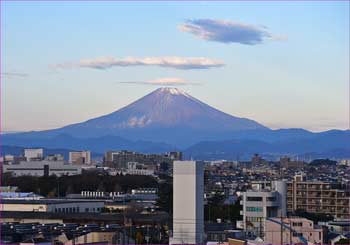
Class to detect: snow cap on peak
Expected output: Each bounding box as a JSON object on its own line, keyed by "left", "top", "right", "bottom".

{"left": 157, "top": 87, "right": 188, "bottom": 96}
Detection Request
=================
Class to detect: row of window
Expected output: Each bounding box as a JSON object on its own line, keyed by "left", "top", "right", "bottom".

{"left": 246, "top": 217, "right": 264, "bottom": 222}
{"left": 247, "top": 196, "right": 276, "bottom": 202}
{"left": 54, "top": 207, "right": 101, "bottom": 213}
{"left": 246, "top": 207, "right": 263, "bottom": 212}
{"left": 292, "top": 222, "right": 303, "bottom": 227}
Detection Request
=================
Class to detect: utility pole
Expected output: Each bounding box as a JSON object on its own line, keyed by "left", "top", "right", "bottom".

{"left": 280, "top": 216, "right": 283, "bottom": 245}
{"left": 57, "top": 178, "right": 60, "bottom": 198}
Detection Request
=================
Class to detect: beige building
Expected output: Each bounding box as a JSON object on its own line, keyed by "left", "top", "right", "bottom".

{"left": 58, "top": 231, "right": 121, "bottom": 244}
{"left": 264, "top": 217, "right": 323, "bottom": 245}
{"left": 287, "top": 173, "right": 350, "bottom": 219}
{"left": 24, "top": 148, "right": 43, "bottom": 161}
{"left": 69, "top": 151, "right": 91, "bottom": 164}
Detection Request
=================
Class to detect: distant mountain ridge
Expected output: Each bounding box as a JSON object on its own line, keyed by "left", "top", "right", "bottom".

{"left": 2, "top": 87, "right": 349, "bottom": 159}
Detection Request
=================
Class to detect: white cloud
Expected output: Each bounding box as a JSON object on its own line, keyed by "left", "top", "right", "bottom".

{"left": 55, "top": 56, "right": 224, "bottom": 70}
{"left": 179, "top": 19, "right": 285, "bottom": 45}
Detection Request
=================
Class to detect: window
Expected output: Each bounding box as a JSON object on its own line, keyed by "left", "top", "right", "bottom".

{"left": 85, "top": 208, "right": 89, "bottom": 212}
{"left": 247, "top": 217, "right": 263, "bottom": 222}
{"left": 267, "top": 197, "right": 276, "bottom": 201}
{"left": 247, "top": 197, "right": 263, "bottom": 201}
{"left": 246, "top": 207, "right": 263, "bottom": 212}
{"left": 293, "top": 232, "right": 303, "bottom": 237}
{"left": 292, "top": 222, "right": 303, "bottom": 227}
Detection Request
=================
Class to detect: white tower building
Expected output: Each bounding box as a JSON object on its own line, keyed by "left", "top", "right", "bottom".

{"left": 170, "top": 160, "right": 204, "bottom": 244}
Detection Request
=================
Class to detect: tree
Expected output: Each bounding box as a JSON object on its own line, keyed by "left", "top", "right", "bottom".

{"left": 65, "top": 185, "right": 74, "bottom": 196}
{"left": 47, "top": 189, "right": 57, "bottom": 198}
{"left": 335, "top": 238, "right": 350, "bottom": 244}
{"left": 156, "top": 177, "right": 173, "bottom": 214}
{"left": 114, "top": 183, "right": 123, "bottom": 192}
{"left": 135, "top": 231, "right": 144, "bottom": 244}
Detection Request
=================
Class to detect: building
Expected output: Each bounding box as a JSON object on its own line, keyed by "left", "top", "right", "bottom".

{"left": 58, "top": 231, "right": 129, "bottom": 244}
{"left": 69, "top": 151, "right": 91, "bottom": 164}
{"left": 240, "top": 181, "right": 287, "bottom": 238}
{"left": 0, "top": 155, "right": 15, "bottom": 164}
{"left": 279, "top": 156, "right": 304, "bottom": 169}
{"left": 46, "top": 154, "right": 64, "bottom": 161}
{"left": 264, "top": 217, "right": 323, "bottom": 244}
{"left": 104, "top": 150, "right": 182, "bottom": 168}
{"left": 0, "top": 192, "right": 44, "bottom": 200}
{"left": 24, "top": 148, "right": 43, "bottom": 161}
{"left": 287, "top": 173, "right": 350, "bottom": 219}
{"left": 338, "top": 159, "right": 350, "bottom": 166}
{"left": 2, "top": 160, "right": 82, "bottom": 176}
{"left": 170, "top": 160, "right": 204, "bottom": 244}
{"left": 124, "top": 162, "right": 155, "bottom": 176}
{"left": 1, "top": 199, "right": 105, "bottom": 213}
{"left": 251, "top": 154, "right": 263, "bottom": 166}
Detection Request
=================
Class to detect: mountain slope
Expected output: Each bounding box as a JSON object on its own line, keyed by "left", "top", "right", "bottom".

{"left": 184, "top": 129, "right": 350, "bottom": 160}
{"left": 5, "top": 87, "right": 267, "bottom": 145}
{"left": 59, "top": 87, "right": 267, "bottom": 132}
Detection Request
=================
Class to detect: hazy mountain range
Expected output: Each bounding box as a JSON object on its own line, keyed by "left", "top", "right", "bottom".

{"left": 2, "top": 88, "right": 349, "bottom": 160}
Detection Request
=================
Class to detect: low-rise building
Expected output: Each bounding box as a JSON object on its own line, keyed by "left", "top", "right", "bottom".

{"left": 24, "top": 148, "right": 44, "bottom": 161}
{"left": 1, "top": 199, "right": 104, "bottom": 213}
{"left": 124, "top": 162, "right": 155, "bottom": 176}
{"left": 69, "top": 151, "right": 91, "bottom": 165}
{"left": 240, "top": 181, "right": 287, "bottom": 238}
{"left": 3, "top": 160, "right": 82, "bottom": 176}
{"left": 264, "top": 217, "right": 323, "bottom": 245}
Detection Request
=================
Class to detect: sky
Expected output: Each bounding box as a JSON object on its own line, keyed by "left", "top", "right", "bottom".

{"left": 1, "top": 1, "right": 349, "bottom": 132}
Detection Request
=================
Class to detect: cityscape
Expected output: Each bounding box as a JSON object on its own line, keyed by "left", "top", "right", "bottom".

{"left": 1, "top": 1, "right": 349, "bottom": 245}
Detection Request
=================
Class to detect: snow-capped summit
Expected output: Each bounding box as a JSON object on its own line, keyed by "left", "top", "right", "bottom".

{"left": 157, "top": 87, "right": 185, "bottom": 95}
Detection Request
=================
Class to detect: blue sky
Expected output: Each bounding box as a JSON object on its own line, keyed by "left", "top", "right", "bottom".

{"left": 2, "top": 1, "right": 349, "bottom": 132}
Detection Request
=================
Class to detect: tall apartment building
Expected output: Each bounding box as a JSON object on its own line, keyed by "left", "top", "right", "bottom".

{"left": 69, "top": 151, "right": 91, "bottom": 165}
{"left": 240, "top": 181, "right": 287, "bottom": 239}
{"left": 287, "top": 173, "right": 350, "bottom": 219}
{"left": 170, "top": 161, "right": 204, "bottom": 244}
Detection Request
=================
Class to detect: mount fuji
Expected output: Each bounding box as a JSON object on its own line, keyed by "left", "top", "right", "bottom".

{"left": 2, "top": 87, "right": 349, "bottom": 157}
{"left": 59, "top": 87, "right": 267, "bottom": 134}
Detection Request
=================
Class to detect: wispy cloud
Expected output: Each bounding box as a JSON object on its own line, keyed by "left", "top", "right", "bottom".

{"left": 179, "top": 19, "right": 285, "bottom": 45}
{"left": 119, "top": 77, "right": 200, "bottom": 86}
{"left": 54, "top": 56, "right": 224, "bottom": 70}
{"left": 1, "top": 72, "right": 28, "bottom": 78}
